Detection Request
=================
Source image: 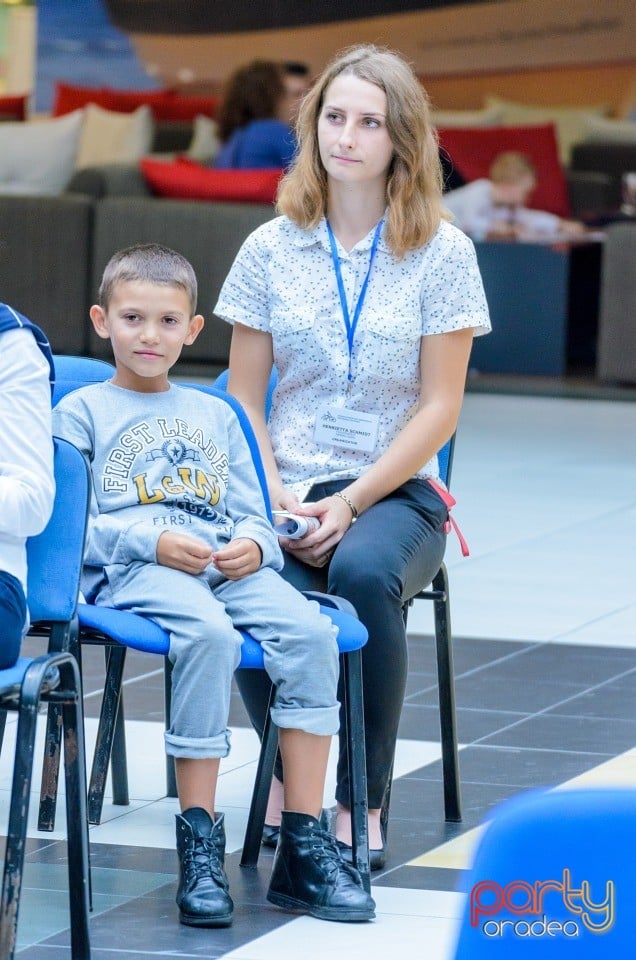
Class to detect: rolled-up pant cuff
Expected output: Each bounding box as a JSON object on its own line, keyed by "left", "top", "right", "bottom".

{"left": 164, "top": 729, "right": 231, "bottom": 759}
{"left": 270, "top": 703, "right": 340, "bottom": 737}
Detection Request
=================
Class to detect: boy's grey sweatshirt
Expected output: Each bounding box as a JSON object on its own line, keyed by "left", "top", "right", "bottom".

{"left": 52, "top": 381, "right": 283, "bottom": 600}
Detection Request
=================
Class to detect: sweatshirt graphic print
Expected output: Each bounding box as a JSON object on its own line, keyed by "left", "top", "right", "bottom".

{"left": 52, "top": 381, "right": 282, "bottom": 599}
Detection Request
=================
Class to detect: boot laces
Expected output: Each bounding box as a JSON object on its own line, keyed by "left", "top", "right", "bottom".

{"left": 309, "top": 827, "right": 357, "bottom": 881}
{"left": 183, "top": 836, "right": 229, "bottom": 890}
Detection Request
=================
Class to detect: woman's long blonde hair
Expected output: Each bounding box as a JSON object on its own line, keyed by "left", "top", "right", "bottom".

{"left": 277, "top": 44, "right": 447, "bottom": 257}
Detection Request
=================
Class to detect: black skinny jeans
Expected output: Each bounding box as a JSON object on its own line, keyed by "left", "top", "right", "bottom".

{"left": 234, "top": 477, "right": 448, "bottom": 810}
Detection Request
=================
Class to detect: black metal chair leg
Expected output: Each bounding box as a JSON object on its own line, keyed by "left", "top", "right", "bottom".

{"left": 342, "top": 650, "right": 371, "bottom": 892}
{"left": 61, "top": 658, "right": 92, "bottom": 959}
{"left": 0, "top": 681, "right": 39, "bottom": 960}
{"left": 38, "top": 701, "right": 63, "bottom": 831}
{"left": 38, "top": 619, "right": 80, "bottom": 832}
{"left": 87, "top": 644, "right": 127, "bottom": 824}
{"left": 163, "top": 657, "right": 177, "bottom": 798}
{"left": 110, "top": 683, "right": 129, "bottom": 807}
{"left": 432, "top": 564, "right": 462, "bottom": 822}
{"left": 241, "top": 681, "right": 277, "bottom": 869}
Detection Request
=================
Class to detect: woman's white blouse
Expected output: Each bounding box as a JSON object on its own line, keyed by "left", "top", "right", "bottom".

{"left": 214, "top": 215, "right": 491, "bottom": 493}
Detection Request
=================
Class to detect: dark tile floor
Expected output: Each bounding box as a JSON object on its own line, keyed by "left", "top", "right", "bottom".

{"left": 12, "top": 630, "right": 636, "bottom": 957}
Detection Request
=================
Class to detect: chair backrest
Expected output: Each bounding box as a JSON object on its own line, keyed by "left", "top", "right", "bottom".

{"left": 26, "top": 437, "right": 90, "bottom": 623}
{"left": 51, "top": 355, "right": 272, "bottom": 519}
{"left": 179, "top": 383, "right": 273, "bottom": 521}
{"left": 53, "top": 355, "right": 116, "bottom": 405}
{"left": 214, "top": 366, "right": 278, "bottom": 421}
{"left": 215, "top": 366, "right": 455, "bottom": 487}
{"left": 437, "top": 435, "right": 455, "bottom": 488}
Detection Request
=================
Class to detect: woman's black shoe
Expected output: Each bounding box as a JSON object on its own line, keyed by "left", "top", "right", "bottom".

{"left": 262, "top": 808, "right": 330, "bottom": 849}
{"left": 267, "top": 811, "right": 375, "bottom": 922}
{"left": 261, "top": 823, "right": 280, "bottom": 848}
{"left": 336, "top": 838, "right": 386, "bottom": 871}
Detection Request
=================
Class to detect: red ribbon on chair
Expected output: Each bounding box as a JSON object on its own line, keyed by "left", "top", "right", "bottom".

{"left": 427, "top": 478, "right": 470, "bottom": 557}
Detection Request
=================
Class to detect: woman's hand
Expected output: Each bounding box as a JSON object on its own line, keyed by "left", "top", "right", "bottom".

{"left": 281, "top": 494, "right": 355, "bottom": 567}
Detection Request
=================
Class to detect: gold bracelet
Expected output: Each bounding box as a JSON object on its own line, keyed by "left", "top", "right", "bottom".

{"left": 333, "top": 490, "right": 358, "bottom": 520}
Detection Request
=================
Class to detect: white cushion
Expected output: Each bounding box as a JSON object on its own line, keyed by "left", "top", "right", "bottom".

{"left": 75, "top": 103, "right": 154, "bottom": 169}
{"left": 431, "top": 106, "right": 503, "bottom": 128}
{"left": 584, "top": 115, "right": 636, "bottom": 144}
{"left": 0, "top": 111, "right": 83, "bottom": 195}
{"left": 484, "top": 96, "right": 609, "bottom": 164}
{"left": 186, "top": 114, "right": 220, "bottom": 163}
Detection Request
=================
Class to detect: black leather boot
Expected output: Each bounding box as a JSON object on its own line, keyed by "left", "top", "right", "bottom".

{"left": 175, "top": 807, "right": 234, "bottom": 927}
{"left": 267, "top": 811, "right": 376, "bottom": 922}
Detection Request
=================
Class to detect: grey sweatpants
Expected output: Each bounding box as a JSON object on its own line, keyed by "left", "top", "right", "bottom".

{"left": 94, "top": 562, "right": 340, "bottom": 759}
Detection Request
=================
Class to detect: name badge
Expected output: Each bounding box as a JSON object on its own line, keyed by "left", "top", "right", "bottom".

{"left": 314, "top": 404, "right": 379, "bottom": 452}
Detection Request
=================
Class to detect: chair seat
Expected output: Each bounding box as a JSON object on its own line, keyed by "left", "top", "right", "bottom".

{"left": 78, "top": 598, "right": 368, "bottom": 668}
{"left": 0, "top": 657, "right": 34, "bottom": 692}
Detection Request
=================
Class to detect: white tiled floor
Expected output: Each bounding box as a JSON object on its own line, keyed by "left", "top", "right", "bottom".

{"left": 10, "top": 391, "right": 636, "bottom": 958}
{"left": 221, "top": 889, "right": 465, "bottom": 960}
{"left": 407, "top": 394, "right": 636, "bottom": 647}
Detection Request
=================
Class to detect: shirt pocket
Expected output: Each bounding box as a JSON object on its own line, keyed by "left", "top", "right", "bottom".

{"left": 269, "top": 308, "right": 318, "bottom": 369}
{"left": 358, "top": 310, "right": 422, "bottom": 382}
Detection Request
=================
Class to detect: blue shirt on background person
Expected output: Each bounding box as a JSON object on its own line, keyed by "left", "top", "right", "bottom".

{"left": 214, "top": 119, "right": 296, "bottom": 170}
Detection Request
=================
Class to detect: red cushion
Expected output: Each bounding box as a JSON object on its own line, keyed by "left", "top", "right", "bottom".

{"left": 437, "top": 123, "right": 570, "bottom": 217}
{"left": 53, "top": 82, "right": 219, "bottom": 122}
{"left": 152, "top": 93, "right": 220, "bottom": 122}
{"left": 99, "top": 89, "right": 170, "bottom": 114}
{"left": 0, "top": 94, "right": 28, "bottom": 121}
{"left": 140, "top": 157, "right": 283, "bottom": 203}
{"left": 53, "top": 82, "right": 112, "bottom": 115}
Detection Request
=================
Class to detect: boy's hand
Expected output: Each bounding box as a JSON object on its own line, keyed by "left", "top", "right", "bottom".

{"left": 270, "top": 487, "right": 301, "bottom": 514}
{"left": 156, "top": 532, "right": 213, "bottom": 575}
{"left": 212, "top": 538, "right": 262, "bottom": 580}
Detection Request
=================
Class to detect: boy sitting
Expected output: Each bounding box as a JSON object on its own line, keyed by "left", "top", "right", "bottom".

{"left": 52, "top": 243, "right": 374, "bottom": 927}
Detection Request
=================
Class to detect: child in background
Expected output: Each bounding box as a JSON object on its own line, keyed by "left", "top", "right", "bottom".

{"left": 443, "top": 151, "right": 585, "bottom": 240}
{"left": 52, "top": 243, "right": 374, "bottom": 928}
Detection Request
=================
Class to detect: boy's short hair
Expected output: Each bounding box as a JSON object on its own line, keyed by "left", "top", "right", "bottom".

{"left": 98, "top": 243, "right": 198, "bottom": 314}
{"left": 489, "top": 152, "right": 537, "bottom": 185}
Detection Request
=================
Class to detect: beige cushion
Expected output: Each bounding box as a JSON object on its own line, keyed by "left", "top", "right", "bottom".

{"left": 430, "top": 106, "right": 503, "bottom": 128}
{"left": 0, "top": 111, "right": 83, "bottom": 194}
{"left": 75, "top": 103, "right": 154, "bottom": 169}
{"left": 485, "top": 96, "right": 609, "bottom": 164}
{"left": 186, "top": 114, "right": 220, "bottom": 163}
{"left": 584, "top": 115, "right": 636, "bottom": 144}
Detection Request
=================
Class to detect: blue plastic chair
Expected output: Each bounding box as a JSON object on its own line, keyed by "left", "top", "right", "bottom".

{"left": 452, "top": 786, "right": 636, "bottom": 957}
{"left": 45, "top": 356, "right": 371, "bottom": 887}
{"left": 0, "top": 437, "right": 91, "bottom": 960}
{"left": 215, "top": 366, "right": 461, "bottom": 823}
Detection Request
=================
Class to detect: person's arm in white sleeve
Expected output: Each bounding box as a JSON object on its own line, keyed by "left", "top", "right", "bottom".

{"left": 0, "top": 331, "right": 55, "bottom": 538}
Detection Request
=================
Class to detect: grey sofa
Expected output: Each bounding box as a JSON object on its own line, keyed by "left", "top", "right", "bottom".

{"left": 570, "top": 141, "right": 636, "bottom": 212}
{"left": 0, "top": 193, "right": 94, "bottom": 354}
{"left": 1, "top": 157, "right": 633, "bottom": 376}
{"left": 0, "top": 165, "right": 274, "bottom": 363}
{"left": 596, "top": 222, "right": 636, "bottom": 384}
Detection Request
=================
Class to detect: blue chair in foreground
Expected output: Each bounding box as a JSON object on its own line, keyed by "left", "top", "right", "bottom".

{"left": 0, "top": 437, "right": 91, "bottom": 960}
{"left": 215, "top": 367, "right": 462, "bottom": 824}
{"left": 44, "top": 357, "right": 371, "bottom": 888}
{"left": 452, "top": 786, "right": 636, "bottom": 957}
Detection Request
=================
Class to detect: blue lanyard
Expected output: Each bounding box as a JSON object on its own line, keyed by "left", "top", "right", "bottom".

{"left": 326, "top": 218, "right": 383, "bottom": 387}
